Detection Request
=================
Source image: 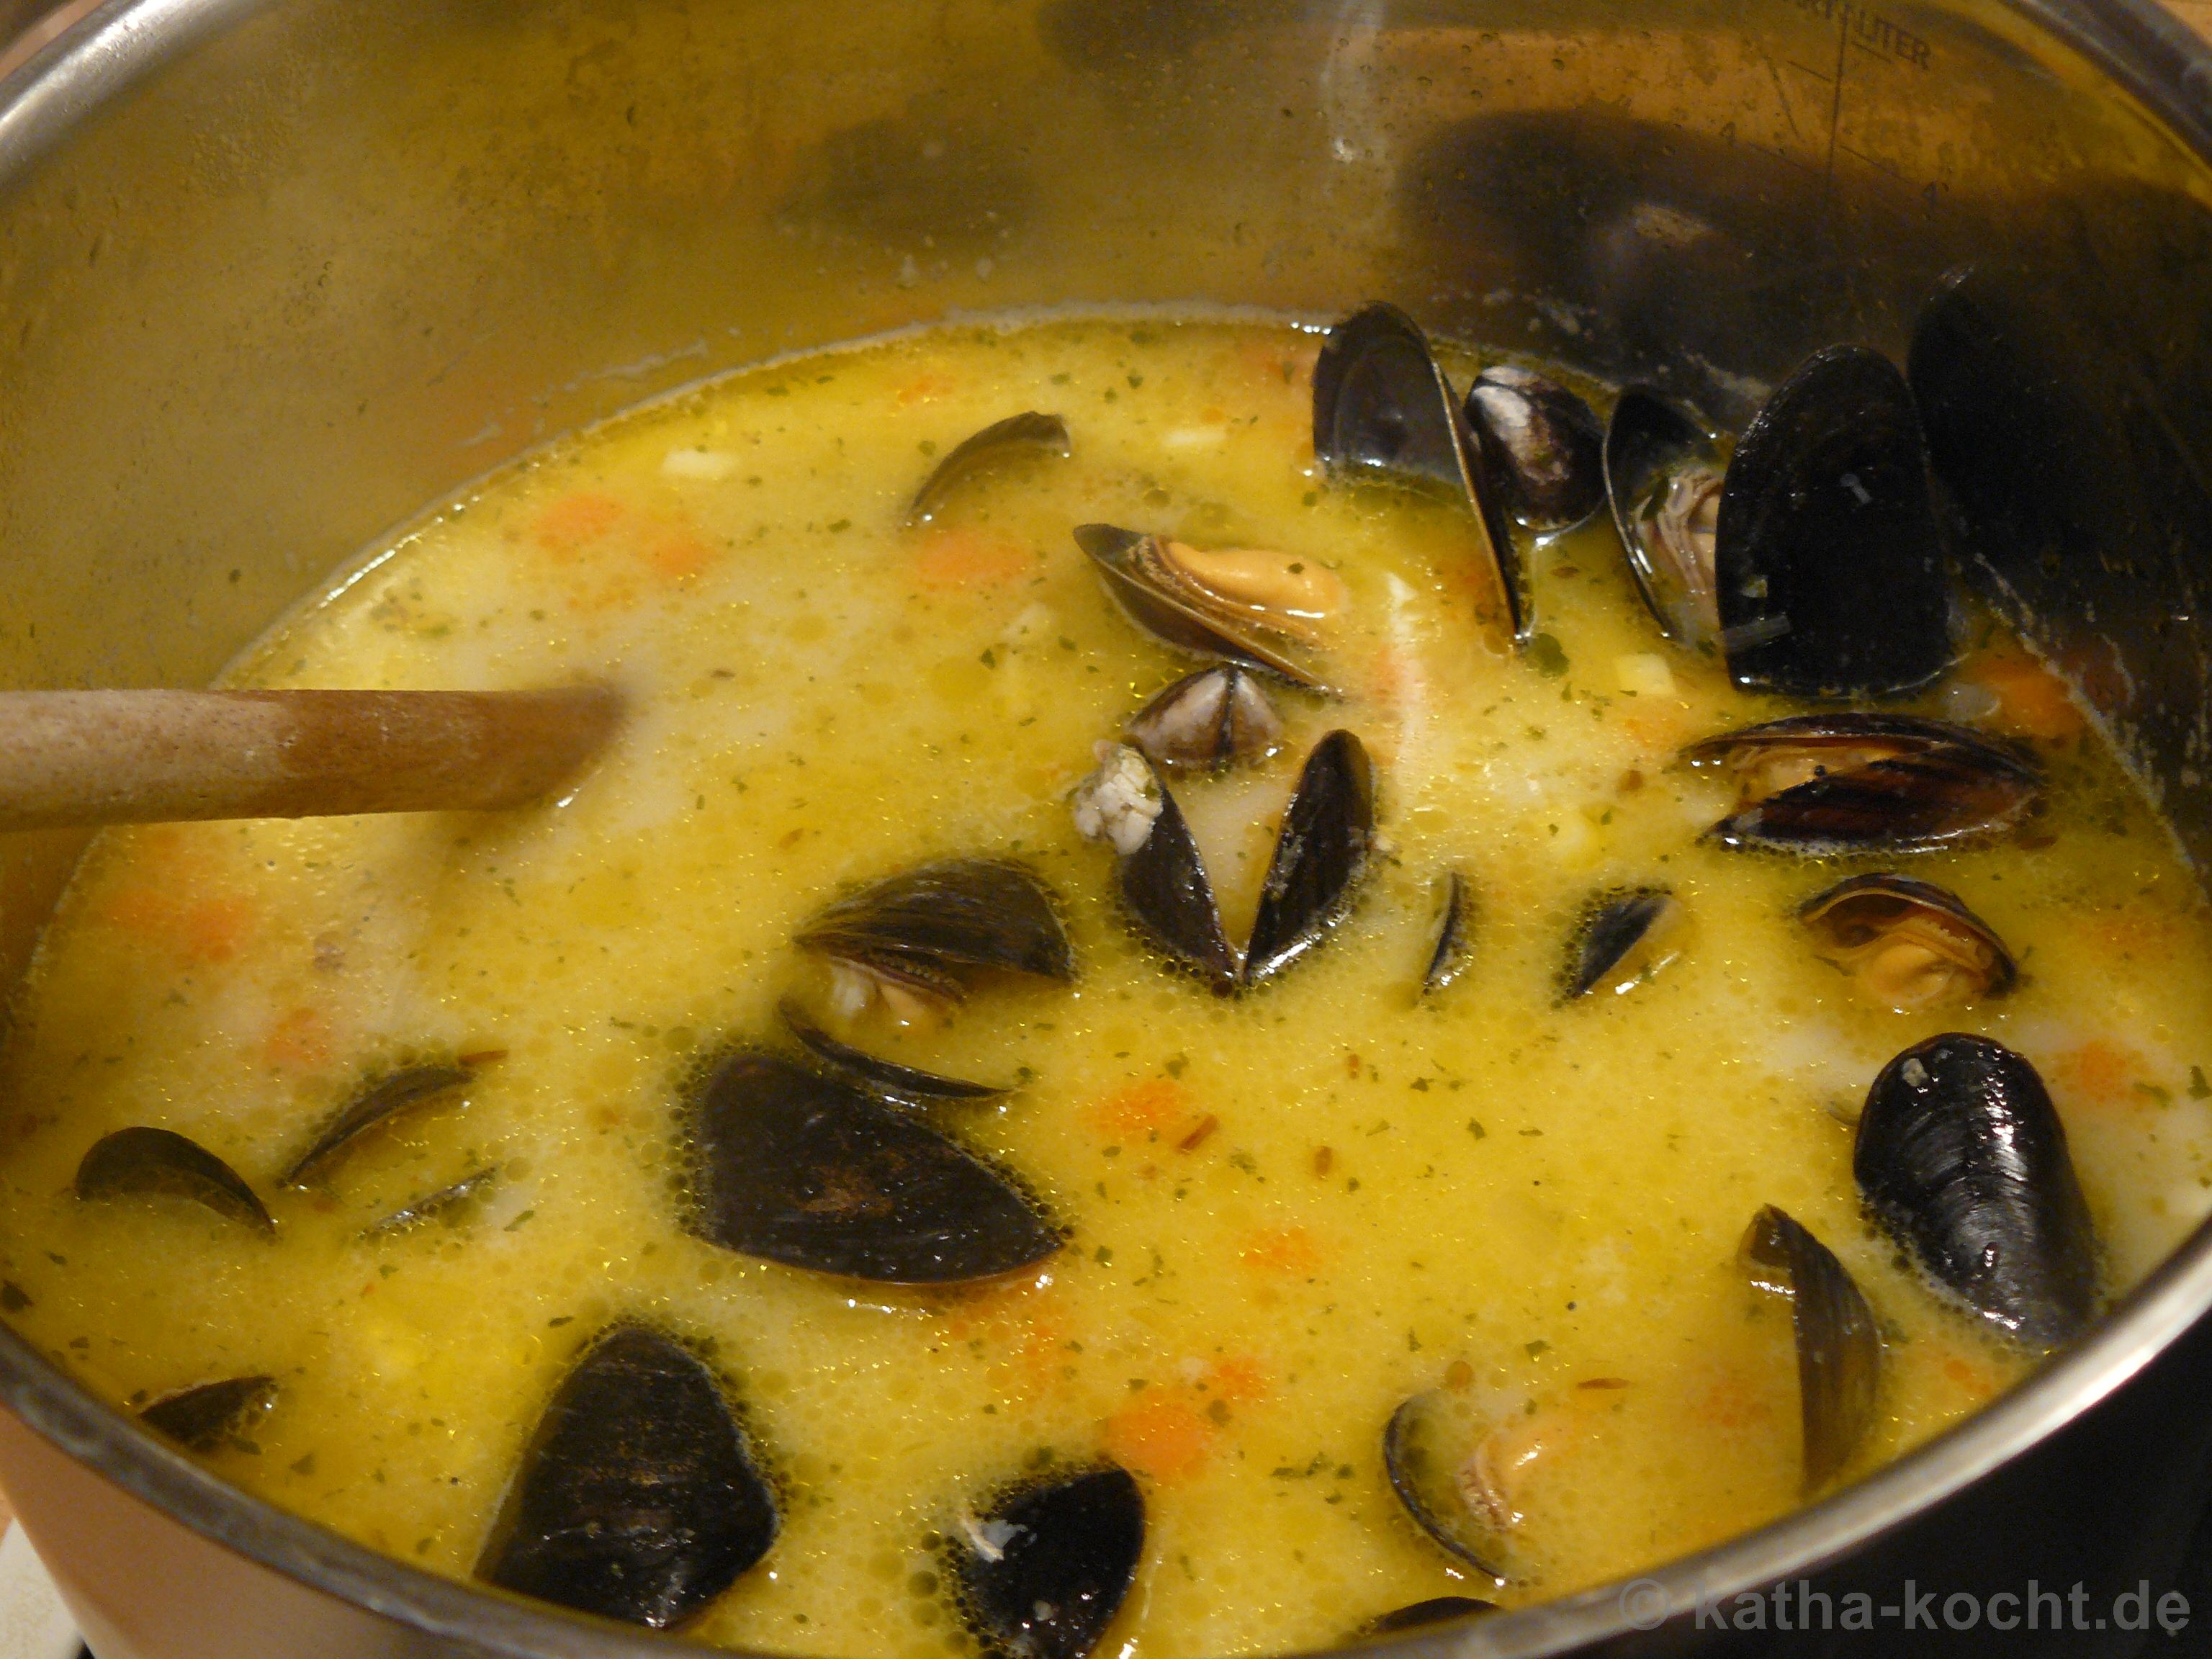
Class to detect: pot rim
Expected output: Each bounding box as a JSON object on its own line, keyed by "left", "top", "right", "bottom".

{"left": 3, "top": 1, "right": 2212, "bottom": 1655}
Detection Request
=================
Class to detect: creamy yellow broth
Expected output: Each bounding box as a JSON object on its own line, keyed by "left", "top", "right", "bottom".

{"left": 4, "top": 316, "right": 2212, "bottom": 1658}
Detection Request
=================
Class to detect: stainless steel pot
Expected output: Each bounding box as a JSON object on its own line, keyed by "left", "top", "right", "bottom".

{"left": 4, "top": 1, "right": 2212, "bottom": 1654}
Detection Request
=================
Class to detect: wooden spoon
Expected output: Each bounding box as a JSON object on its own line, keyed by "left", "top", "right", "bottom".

{"left": 0, "top": 685, "right": 623, "bottom": 832}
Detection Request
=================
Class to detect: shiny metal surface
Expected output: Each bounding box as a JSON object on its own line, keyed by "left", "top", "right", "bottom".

{"left": 1, "top": 1, "right": 2211, "bottom": 1655}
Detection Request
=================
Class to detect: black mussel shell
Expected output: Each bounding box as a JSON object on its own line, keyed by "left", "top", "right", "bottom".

{"left": 1604, "top": 387, "right": 1725, "bottom": 650}
{"left": 1312, "top": 304, "right": 1524, "bottom": 641}
{"left": 1420, "top": 871, "right": 1475, "bottom": 997}
{"left": 282, "top": 1062, "right": 475, "bottom": 1187}
{"left": 1799, "top": 873, "right": 2016, "bottom": 1009}
{"left": 1560, "top": 887, "right": 1688, "bottom": 1002}
{"left": 1856, "top": 1035, "right": 2096, "bottom": 1346}
{"left": 140, "top": 1375, "right": 277, "bottom": 1452}
{"left": 1740, "top": 1206, "right": 1881, "bottom": 1492}
{"left": 1465, "top": 365, "right": 1605, "bottom": 531}
{"left": 1125, "top": 665, "right": 1284, "bottom": 772}
{"left": 1684, "top": 714, "right": 2041, "bottom": 857}
{"left": 685, "top": 1049, "right": 1059, "bottom": 1284}
{"left": 479, "top": 1324, "right": 778, "bottom": 1629}
{"left": 907, "top": 411, "right": 1070, "bottom": 526}
{"left": 1361, "top": 1597, "right": 1500, "bottom": 1637}
{"left": 1246, "top": 730, "right": 1376, "bottom": 984}
{"left": 1079, "top": 744, "right": 1239, "bottom": 990}
{"left": 1714, "top": 346, "right": 1953, "bottom": 699}
{"left": 1074, "top": 523, "right": 1326, "bottom": 691}
{"left": 797, "top": 858, "right": 1074, "bottom": 994}
{"left": 777, "top": 997, "right": 1008, "bottom": 1106}
{"left": 950, "top": 1465, "right": 1144, "bottom": 1659}
{"left": 75, "top": 1128, "right": 273, "bottom": 1235}
{"left": 363, "top": 1167, "right": 500, "bottom": 1239}
{"left": 1382, "top": 1390, "right": 1514, "bottom": 1581}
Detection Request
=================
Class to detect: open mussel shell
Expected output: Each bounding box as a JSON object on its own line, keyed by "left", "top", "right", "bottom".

{"left": 1464, "top": 365, "right": 1604, "bottom": 533}
{"left": 1359, "top": 1597, "right": 1500, "bottom": 1637}
{"left": 1125, "top": 665, "right": 1283, "bottom": 772}
{"left": 1604, "top": 387, "right": 1724, "bottom": 651}
{"left": 1683, "top": 714, "right": 2041, "bottom": 856}
{"left": 1560, "top": 887, "right": 1688, "bottom": 1002}
{"left": 1075, "top": 743, "right": 1238, "bottom": 989}
{"left": 906, "top": 410, "right": 1069, "bottom": 526}
{"left": 478, "top": 1324, "right": 779, "bottom": 1629}
{"left": 1074, "top": 523, "right": 1328, "bottom": 691}
{"left": 282, "top": 1061, "right": 475, "bottom": 1187}
{"left": 1311, "top": 303, "right": 1524, "bottom": 642}
{"left": 777, "top": 997, "right": 1008, "bottom": 1106}
{"left": 1247, "top": 730, "right": 1376, "bottom": 985}
{"left": 797, "top": 858, "right": 1074, "bottom": 998}
{"left": 1856, "top": 1034, "right": 2097, "bottom": 1346}
{"left": 75, "top": 1128, "right": 273, "bottom": 1235}
{"left": 1740, "top": 1206, "right": 1881, "bottom": 1492}
{"left": 1799, "top": 874, "right": 2015, "bottom": 1010}
{"left": 1714, "top": 346, "right": 1954, "bottom": 699}
{"left": 363, "top": 1167, "right": 500, "bottom": 1239}
{"left": 1382, "top": 1390, "right": 1515, "bottom": 1582}
{"left": 949, "top": 1465, "right": 1144, "bottom": 1659}
{"left": 685, "top": 1049, "right": 1059, "bottom": 1284}
{"left": 140, "top": 1375, "right": 277, "bottom": 1452}
{"left": 1420, "top": 871, "right": 1475, "bottom": 997}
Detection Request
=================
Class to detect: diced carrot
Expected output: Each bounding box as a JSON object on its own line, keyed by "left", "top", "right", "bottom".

{"left": 1102, "top": 1396, "right": 1215, "bottom": 1483}
{"left": 2051, "top": 1038, "right": 2146, "bottom": 1108}
{"left": 912, "top": 528, "right": 1033, "bottom": 592}
{"left": 1941, "top": 1355, "right": 1997, "bottom": 1398}
{"left": 532, "top": 490, "right": 626, "bottom": 554}
{"left": 643, "top": 526, "right": 714, "bottom": 581}
{"left": 896, "top": 371, "right": 959, "bottom": 408}
{"left": 1088, "top": 1079, "right": 1192, "bottom": 1141}
{"left": 262, "top": 1006, "right": 331, "bottom": 1069}
{"left": 1693, "top": 1371, "right": 1779, "bottom": 1431}
{"left": 1239, "top": 1226, "right": 1323, "bottom": 1275}
{"left": 99, "top": 888, "right": 254, "bottom": 964}
{"left": 1208, "top": 1354, "right": 1268, "bottom": 1402}
{"left": 1968, "top": 654, "right": 2085, "bottom": 742}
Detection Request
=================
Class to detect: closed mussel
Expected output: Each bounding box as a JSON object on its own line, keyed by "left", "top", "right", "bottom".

{"left": 1125, "top": 664, "right": 1283, "bottom": 772}
{"left": 777, "top": 997, "right": 1009, "bottom": 1107}
{"left": 797, "top": 858, "right": 1074, "bottom": 1018}
{"left": 1312, "top": 303, "right": 1524, "bottom": 641}
{"left": 949, "top": 1465, "right": 1145, "bottom": 1659}
{"left": 282, "top": 1061, "right": 477, "bottom": 1187}
{"left": 1683, "top": 714, "right": 2041, "bottom": 856}
{"left": 1856, "top": 1034, "right": 2096, "bottom": 1346}
{"left": 1740, "top": 1205, "right": 1881, "bottom": 1491}
{"left": 1074, "top": 523, "right": 1336, "bottom": 691}
{"left": 76, "top": 1128, "right": 273, "bottom": 1235}
{"left": 1420, "top": 871, "right": 1475, "bottom": 997}
{"left": 1560, "top": 887, "right": 1689, "bottom": 1002}
{"left": 684, "top": 1049, "right": 1059, "bottom": 1284}
{"left": 1246, "top": 729, "right": 1376, "bottom": 984}
{"left": 1463, "top": 365, "right": 1605, "bottom": 532}
{"left": 1604, "top": 387, "right": 1725, "bottom": 652}
{"left": 907, "top": 411, "right": 1070, "bottom": 526}
{"left": 479, "top": 1324, "right": 779, "bottom": 1629}
{"left": 140, "top": 1375, "right": 278, "bottom": 1452}
{"left": 1799, "top": 875, "right": 2015, "bottom": 1011}
{"left": 1714, "top": 346, "right": 1953, "bottom": 698}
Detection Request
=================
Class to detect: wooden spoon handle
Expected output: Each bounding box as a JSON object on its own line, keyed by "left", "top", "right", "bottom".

{"left": 0, "top": 686, "right": 623, "bottom": 832}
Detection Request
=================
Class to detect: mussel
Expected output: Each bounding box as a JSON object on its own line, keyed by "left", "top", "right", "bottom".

{"left": 1714, "top": 346, "right": 1953, "bottom": 699}
{"left": 1311, "top": 303, "right": 1524, "bottom": 641}
{"left": 948, "top": 1465, "right": 1145, "bottom": 1659}
{"left": 1073, "top": 743, "right": 1238, "bottom": 989}
{"left": 1603, "top": 387, "right": 1724, "bottom": 652}
{"left": 1381, "top": 1388, "right": 1516, "bottom": 1581}
{"left": 1420, "top": 871, "right": 1475, "bottom": 997}
{"left": 75, "top": 1128, "right": 273, "bottom": 1235}
{"left": 1074, "top": 523, "right": 1335, "bottom": 691}
{"left": 1855, "top": 1035, "right": 2097, "bottom": 1346}
{"left": 1799, "top": 875, "right": 2015, "bottom": 1011}
{"left": 140, "top": 1375, "right": 277, "bottom": 1452}
{"left": 1464, "top": 365, "right": 1605, "bottom": 532}
{"left": 796, "top": 858, "right": 1074, "bottom": 1017}
{"left": 282, "top": 1061, "right": 477, "bottom": 1187}
{"left": 1682, "top": 714, "right": 2041, "bottom": 856}
{"left": 1360, "top": 1598, "right": 1500, "bottom": 1637}
{"left": 1125, "top": 664, "right": 1283, "bottom": 772}
{"left": 1740, "top": 1206, "right": 1881, "bottom": 1492}
{"left": 1560, "top": 888, "right": 1688, "bottom": 1002}
{"left": 907, "top": 411, "right": 1071, "bottom": 526}
{"left": 1246, "top": 729, "right": 1376, "bottom": 984}
{"left": 684, "top": 1049, "right": 1060, "bottom": 1284}
{"left": 362, "top": 1167, "right": 500, "bottom": 1238}
{"left": 777, "top": 997, "right": 1009, "bottom": 1107}
{"left": 479, "top": 1324, "right": 779, "bottom": 1629}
